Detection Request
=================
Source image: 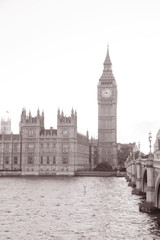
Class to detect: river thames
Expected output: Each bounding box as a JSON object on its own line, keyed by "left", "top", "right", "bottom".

{"left": 0, "top": 177, "right": 160, "bottom": 240}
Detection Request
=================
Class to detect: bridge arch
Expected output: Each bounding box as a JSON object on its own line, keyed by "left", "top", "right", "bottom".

{"left": 142, "top": 168, "right": 147, "bottom": 193}
{"left": 155, "top": 173, "right": 160, "bottom": 208}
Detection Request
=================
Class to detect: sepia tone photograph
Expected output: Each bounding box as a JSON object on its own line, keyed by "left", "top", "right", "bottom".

{"left": 0, "top": 0, "right": 160, "bottom": 239}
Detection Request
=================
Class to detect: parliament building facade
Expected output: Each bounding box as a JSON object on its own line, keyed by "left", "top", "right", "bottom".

{"left": 0, "top": 48, "right": 118, "bottom": 176}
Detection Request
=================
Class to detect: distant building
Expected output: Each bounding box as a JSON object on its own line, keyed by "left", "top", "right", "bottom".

{"left": 0, "top": 118, "right": 11, "bottom": 134}
{"left": 117, "top": 143, "right": 138, "bottom": 151}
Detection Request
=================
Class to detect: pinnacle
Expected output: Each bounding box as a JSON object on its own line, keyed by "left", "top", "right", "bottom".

{"left": 104, "top": 46, "right": 112, "bottom": 66}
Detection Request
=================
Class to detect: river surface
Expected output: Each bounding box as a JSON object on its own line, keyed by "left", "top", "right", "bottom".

{"left": 0, "top": 177, "right": 160, "bottom": 240}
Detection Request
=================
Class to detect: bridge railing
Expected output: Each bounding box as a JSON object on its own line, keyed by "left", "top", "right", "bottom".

{"left": 153, "top": 160, "right": 160, "bottom": 169}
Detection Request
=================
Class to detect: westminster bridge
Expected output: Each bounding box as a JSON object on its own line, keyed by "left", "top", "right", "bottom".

{"left": 125, "top": 131, "right": 160, "bottom": 213}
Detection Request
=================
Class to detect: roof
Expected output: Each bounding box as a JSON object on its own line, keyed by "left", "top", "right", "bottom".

{"left": 103, "top": 46, "right": 112, "bottom": 66}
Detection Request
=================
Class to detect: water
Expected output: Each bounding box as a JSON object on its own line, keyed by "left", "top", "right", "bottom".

{"left": 0, "top": 177, "right": 160, "bottom": 240}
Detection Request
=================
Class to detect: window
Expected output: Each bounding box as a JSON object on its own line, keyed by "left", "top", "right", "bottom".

{"left": 14, "top": 156, "right": 18, "bottom": 164}
{"left": 40, "top": 143, "right": 44, "bottom": 148}
{"left": 53, "top": 156, "right": 56, "bottom": 164}
{"left": 5, "top": 157, "right": 9, "bottom": 165}
{"left": 41, "top": 156, "right": 43, "bottom": 164}
{"left": 14, "top": 144, "right": 18, "bottom": 152}
{"left": 5, "top": 144, "right": 10, "bottom": 152}
{"left": 28, "top": 130, "right": 34, "bottom": 136}
{"left": 62, "top": 158, "right": 68, "bottom": 164}
{"left": 47, "top": 156, "right": 50, "bottom": 164}
{"left": 28, "top": 143, "right": 34, "bottom": 152}
{"left": 62, "top": 143, "right": 68, "bottom": 153}
{"left": 28, "top": 157, "right": 33, "bottom": 165}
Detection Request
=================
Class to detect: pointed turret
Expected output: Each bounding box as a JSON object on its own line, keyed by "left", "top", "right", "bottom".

{"left": 71, "top": 108, "right": 74, "bottom": 117}
{"left": 41, "top": 110, "right": 44, "bottom": 127}
{"left": 29, "top": 111, "right": 32, "bottom": 122}
{"left": 99, "top": 45, "right": 115, "bottom": 82}
{"left": 37, "top": 108, "right": 40, "bottom": 118}
{"left": 21, "top": 108, "right": 26, "bottom": 123}
{"left": 103, "top": 45, "right": 112, "bottom": 67}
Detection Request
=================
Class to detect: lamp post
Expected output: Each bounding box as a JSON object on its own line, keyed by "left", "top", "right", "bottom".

{"left": 138, "top": 142, "right": 141, "bottom": 158}
{"left": 148, "top": 132, "right": 152, "bottom": 154}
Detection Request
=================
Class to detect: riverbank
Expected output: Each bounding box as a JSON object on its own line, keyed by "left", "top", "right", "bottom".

{"left": 75, "top": 171, "right": 126, "bottom": 177}
{"left": 0, "top": 170, "right": 126, "bottom": 177}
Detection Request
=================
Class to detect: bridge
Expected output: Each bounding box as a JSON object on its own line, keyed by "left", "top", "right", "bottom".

{"left": 125, "top": 132, "right": 160, "bottom": 213}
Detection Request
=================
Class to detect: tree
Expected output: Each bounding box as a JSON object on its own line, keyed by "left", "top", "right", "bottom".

{"left": 118, "top": 146, "right": 131, "bottom": 166}
{"left": 94, "top": 162, "right": 113, "bottom": 171}
{"left": 117, "top": 143, "right": 139, "bottom": 167}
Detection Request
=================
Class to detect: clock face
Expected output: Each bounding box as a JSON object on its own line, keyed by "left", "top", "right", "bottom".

{"left": 101, "top": 88, "right": 112, "bottom": 98}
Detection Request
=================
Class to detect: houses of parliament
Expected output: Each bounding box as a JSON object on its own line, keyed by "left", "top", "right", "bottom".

{"left": 0, "top": 48, "right": 118, "bottom": 176}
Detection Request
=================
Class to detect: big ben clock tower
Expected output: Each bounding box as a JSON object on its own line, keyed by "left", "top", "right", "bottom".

{"left": 97, "top": 46, "right": 118, "bottom": 168}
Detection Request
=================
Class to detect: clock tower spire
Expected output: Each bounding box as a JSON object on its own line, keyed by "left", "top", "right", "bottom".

{"left": 97, "top": 47, "right": 118, "bottom": 168}
{"left": 104, "top": 45, "right": 112, "bottom": 66}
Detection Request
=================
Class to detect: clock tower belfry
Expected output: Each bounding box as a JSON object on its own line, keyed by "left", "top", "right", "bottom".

{"left": 97, "top": 46, "right": 118, "bottom": 168}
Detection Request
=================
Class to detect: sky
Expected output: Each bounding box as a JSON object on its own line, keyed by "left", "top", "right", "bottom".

{"left": 0, "top": 0, "right": 160, "bottom": 154}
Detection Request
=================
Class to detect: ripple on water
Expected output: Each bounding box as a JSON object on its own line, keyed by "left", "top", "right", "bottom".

{"left": 0, "top": 177, "right": 160, "bottom": 240}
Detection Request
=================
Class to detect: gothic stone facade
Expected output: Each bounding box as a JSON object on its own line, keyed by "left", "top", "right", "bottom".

{"left": 0, "top": 109, "right": 90, "bottom": 176}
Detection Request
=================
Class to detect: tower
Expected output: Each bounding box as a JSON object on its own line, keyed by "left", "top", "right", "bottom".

{"left": 97, "top": 46, "right": 118, "bottom": 168}
{"left": 0, "top": 118, "right": 11, "bottom": 134}
{"left": 56, "top": 109, "right": 77, "bottom": 175}
{"left": 19, "top": 108, "right": 44, "bottom": 174}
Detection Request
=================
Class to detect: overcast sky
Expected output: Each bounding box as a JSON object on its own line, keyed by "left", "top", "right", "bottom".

{"left": 0, "top": 0, "right": 160, "bottom": 153}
